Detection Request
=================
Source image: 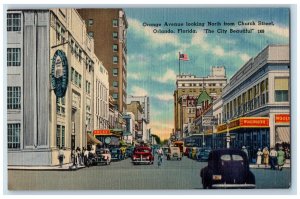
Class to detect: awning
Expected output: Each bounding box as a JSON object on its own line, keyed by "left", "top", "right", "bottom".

{"left": 87, "top": 133, "right": 102, "bottom": 145}
{"left": 276, "top": 126, "right": 290, "bottom": 143}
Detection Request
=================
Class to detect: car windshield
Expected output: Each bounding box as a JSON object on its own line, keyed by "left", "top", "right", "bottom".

{"left": 136, "top": 149, "right": 150, "bottom": 153}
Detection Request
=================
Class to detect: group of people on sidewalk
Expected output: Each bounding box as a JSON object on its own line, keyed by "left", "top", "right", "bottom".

{"left": 241, "top": 145, "right": 289, "bottom": 170}
{"left": 57, "top": 146, "right": 92, "bottom": 168}
{"left": 257, "top": 146, "right": 286, "bottom": 170}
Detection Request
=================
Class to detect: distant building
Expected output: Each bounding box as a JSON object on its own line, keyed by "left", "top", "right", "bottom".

{"left": 77, "top": 9, "right": 128, "bottom": 113}
{"left": 127, "top": 95, "right": 150, "bottom": 124}
{"left": 174, "top": 66, "right": 227, "bottom": 138}
{"left": 127, "top": 101, "right": 147, "bottom": 142}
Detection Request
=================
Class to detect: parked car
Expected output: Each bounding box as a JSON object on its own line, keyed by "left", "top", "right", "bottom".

{"left": 200, "top": 148, "right": 255, "bottom": 189}
{"left": 126, "top": 146, "right": 134, "bottom": 158}
{"left": 110, "top": 147, "right": 122, "bottom": 161}
{"left": 167, "top": 146, "right": 182, "bottom": 160}
{"left": 132, "top": 146, "right": 154, "bottom": 165}
{"left": 95, "top": 148, "right": 111, "bottom": 165}
{"left": 196, "top": 148, "right": 211, "bottom": 161}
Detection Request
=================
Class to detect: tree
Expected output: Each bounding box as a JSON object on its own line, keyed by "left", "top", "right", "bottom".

{"left": 151, "top": 134, "right": 161, "bottom": 145}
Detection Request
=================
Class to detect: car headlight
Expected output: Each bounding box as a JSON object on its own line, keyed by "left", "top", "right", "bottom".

{"left": 212, "top": 175, "right": 222, "bottom": 180}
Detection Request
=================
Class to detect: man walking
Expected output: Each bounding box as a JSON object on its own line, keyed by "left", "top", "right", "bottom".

{"left": 269, "top": 147, "right": 278, "bottom": 170}
{"left": 58, "top": 147, "right": 65, "bottom": 168}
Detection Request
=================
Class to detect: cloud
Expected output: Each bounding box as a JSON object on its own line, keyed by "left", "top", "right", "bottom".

{"left": 239, "top": 53, "right": 251, "bottom": 62}
{"left": 153, "top": 69, "right": 177, "bottom": 83}
{"left": 155, "top": 93, "right": 174, "bottom": 101}
{"left": 130, "top": 86, "right": 148, "bottom": 96}
{"left": 128, "top": 18, "right": 180, "bottom": 46}
{"left": 212, "top": 45, "right": 225, "bottom": 56}
{"left": 127, "top": 72, "right": 142, "bottom": 80}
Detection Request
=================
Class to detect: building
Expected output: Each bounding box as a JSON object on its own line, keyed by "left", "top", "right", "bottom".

{"left": 123, "top": 112, "right": 136, "bottom": 144}
{"left": 127, "top": 95, "right": 150, "bottom": 124}
{"left": 127, "top": 101, "right": 147, "bottom": 142}
{"left": 174, "top": 66, "right": 227, "bottom": 138}
{"left": 216, "top": 45, "right": 290, "bottom": 161}
{"left": 6, "top": 9, "right": 108, "bottom": 166}
{"left": 77, "top": 9, "right": 128, "bottom": 113}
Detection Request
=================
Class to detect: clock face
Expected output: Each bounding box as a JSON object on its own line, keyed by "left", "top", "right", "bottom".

{"left": 51, "top": 50, "right": 69, "bottom": 98}
{"left": 105, "top": 137, "right": 111, "bottom": 144}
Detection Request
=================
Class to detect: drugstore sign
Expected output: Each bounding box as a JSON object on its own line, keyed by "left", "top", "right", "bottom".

{"left": 275, "top": 114, "right": 290, "bottom": 124}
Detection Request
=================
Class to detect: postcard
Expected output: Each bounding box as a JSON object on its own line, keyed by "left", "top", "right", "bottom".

{"left": 6, "top": 7, "right": 291, "bottom": 190}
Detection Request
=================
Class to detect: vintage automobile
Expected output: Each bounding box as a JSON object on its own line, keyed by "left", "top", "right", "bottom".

{"left": 196, "top": 148, "right": 211, "bottom": 161}
{"left": 110, "top": 147, "right": 122, "bottom": 161}
{"left": 126, "top": 146, "right": 134, "bottom": 158}
{"left": 200, "top": 148, "right": 256, "bottom": 189}
{"left": 166, "top": 146, "right": 182, "bottom": 160}
{"left": 95, "top": 148, "right": 111, "bottom": 165}
{"left": 132, "top": 146, "right": 154, "bottom": 165}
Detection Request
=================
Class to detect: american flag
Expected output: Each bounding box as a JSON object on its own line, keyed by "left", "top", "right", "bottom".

{"left": 179, "top": 53, "right": 189, "bottom": 61}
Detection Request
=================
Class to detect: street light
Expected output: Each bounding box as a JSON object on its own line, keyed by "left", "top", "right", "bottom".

{"left": 226, "top": 120, "right": 230, "bottom": 148}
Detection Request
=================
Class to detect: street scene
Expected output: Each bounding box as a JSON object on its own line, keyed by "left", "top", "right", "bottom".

{"left": 6, "top": 7, "right": 291, "bottom": 190}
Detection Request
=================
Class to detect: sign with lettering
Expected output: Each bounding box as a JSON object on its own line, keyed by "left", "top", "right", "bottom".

{"left": 202, "top": 116, "right": 215, "bottom": 126}
{"left": 93, "top": 129, "right": 111, "bottom": 135}
{"left": 275, "top": 114, "right": 290, "bottom": 124}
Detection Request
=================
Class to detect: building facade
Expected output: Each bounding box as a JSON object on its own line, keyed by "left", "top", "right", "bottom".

{"left": 174, "top": 66, "right": 227, "bottom": 138}
{"left": 216, "top": 45, "right": 290, "bottom": 161}
{"left": 7, "top": 9, "right": 108, "bottom": 166}
{"left": 127, "top": 95, "right": 150, "bottom": 124}
{"left": 77, "top": 9, "right": 128, "bottom": 113}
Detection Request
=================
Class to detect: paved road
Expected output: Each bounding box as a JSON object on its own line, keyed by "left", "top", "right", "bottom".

{"left": 7, "top": 155, "right": 290, "bottom": 190}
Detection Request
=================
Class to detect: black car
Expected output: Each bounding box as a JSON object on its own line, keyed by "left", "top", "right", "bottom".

{"left": 200, "top": 148, "right": 255, "bottom": 189}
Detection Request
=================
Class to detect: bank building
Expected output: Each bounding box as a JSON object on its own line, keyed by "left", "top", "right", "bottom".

{"left": 7, "top": 9, "right": 109, "bottom": 166}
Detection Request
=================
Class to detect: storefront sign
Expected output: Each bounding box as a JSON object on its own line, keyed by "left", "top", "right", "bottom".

{"left": 240, "top": 118, "right": 269, "bottom": 127}
{"left": 217, "top": 124, "right": 227, "bottom": 132}
{"left": 275, "top": 114, "right": 290, "bottom": 124}
{"left": 51, "top": 50, "right": 69, "bottom": 97}
{"left": 93, "top": 129, "right": 111, "bottom": 135}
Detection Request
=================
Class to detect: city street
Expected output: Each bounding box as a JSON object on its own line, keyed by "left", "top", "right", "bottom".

{"left": 8, "top": 155, "right": 290, "bottom": 190}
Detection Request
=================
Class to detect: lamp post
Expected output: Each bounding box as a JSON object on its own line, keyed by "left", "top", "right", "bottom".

{"left": 226, "top": 120, "right": 230, "bottom": 148}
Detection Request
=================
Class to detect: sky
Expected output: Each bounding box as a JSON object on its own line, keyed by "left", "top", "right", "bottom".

{"left": 124, "top": 8, "right": 289, "bottom": 140}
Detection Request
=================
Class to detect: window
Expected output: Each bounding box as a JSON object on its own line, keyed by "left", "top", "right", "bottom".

{"left": 113, "top": 56, "right": 118, "bottom": 64}
{"left": 113, "top": 93, "right": 118, "bottom": 99}
{"left": 7, "top": 87, "right": 21, "bottom": 109}
{"left": 113, "top": 68, "right": 118, "bottom": 76}
{"left": 8, "top": 123, "right": 20, "bottom": 149}
{"left": 113, "top": 32, "right": 118, "bottom": 39}
{"left": 113, "top": 81, "right": 118, "bottom": 87}
{"left": 78, "top": 74, "right": 82, "bottom": 88}
{"left": 56, "top": 125, "right": 61, "bottom": 148}
{"left": 7, "top": 13, "right": 21, "bottom": 31}
{"left": 274, "top": 78, "right": 289, "bottom": 102}
{"left": 56, "top": 97, "right": 65, "bottom": 115}
{"left": 113, "top": 44, "right": 118, "bottom": 52}
{"left": 88, "top": 19, "right": 94, "bottom": 26}
{"left": 86, "top": 81, "right": 91, "bottom": 94}
{"left": 7, "top": 48, "right": 21, "bottom": 66}
{"left": 61, "top": 126, "right": 65, "bottom": 147}
{"left": 88, "top": 31, "right": 94, "bottom": 38}
{"left": 113, "top": 19, "right": 118, "bottom": 27}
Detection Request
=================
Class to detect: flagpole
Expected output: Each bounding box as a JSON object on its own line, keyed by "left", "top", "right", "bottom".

{"left": 179, "top": 52, "right": 181, "bottom": 75}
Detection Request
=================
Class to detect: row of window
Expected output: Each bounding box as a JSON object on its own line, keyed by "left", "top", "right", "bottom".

{"left": 7, "top": 48, "right": 21, "bottom": 66}
{"left": 87, "top": 19, "right": 118, "bottom": 27}
{"left": 7, "top": 13, "right": 21, "bottom": 31}
{"left": 56, "top": 97, "right": 65, "bottom": 115}
{"left": 71, "top": 67, "right": 82, "bottom": 88}
{"left": 180, "top": 83, "right": 223, "bottom": 87}
{"left": 56, "top": 125, "right": 65, "bottom": 148}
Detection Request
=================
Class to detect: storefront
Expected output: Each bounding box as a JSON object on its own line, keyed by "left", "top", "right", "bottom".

{"left": 93, "top": 129, "right": 121, "bottom": 148}
{"left": 274, "top": 114, "right": 290, "bottom": 148}
{"left": 216, "top": 117, "right": 270, "bottom": 162}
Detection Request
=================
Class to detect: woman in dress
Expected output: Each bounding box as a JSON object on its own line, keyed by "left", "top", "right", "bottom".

{"left": 256, "top": 148, "right": 263, "bottom": 166}
{"left": 262, "top": 147, "right": 269, "bottom": 167}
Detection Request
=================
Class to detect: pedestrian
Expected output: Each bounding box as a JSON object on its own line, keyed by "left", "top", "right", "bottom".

{"left": 269, "top": 147, "right": 278, "bottom": 170}
{"left": 72, "top": 148, "right": 77, "bottom": 167}
{"left": 262, "top": 147, "right": 269, "bottom": 167}
{"left": 82, "top": 147, "right": 86, "bottom": 165}
{"left": 241, "top": 146, "right": 248, "bottom": 158}
{"left": 58, "top": 147, "right": 65, "bottom": 168}
{"left": 256, "top": 148, "right": 263, "bottom": 167}
{"left": 277, "top": 146, "right": 285, "bottom": 171}
{"left": 76, "top": 147, "right": 83, "bottom": 166}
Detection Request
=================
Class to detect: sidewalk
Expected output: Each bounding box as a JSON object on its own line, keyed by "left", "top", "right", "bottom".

{"left": 250, "top": 159, "right": 290, "bottom": 169}
{"left": 8, "top": 163, "right": 85, "bottom": 171}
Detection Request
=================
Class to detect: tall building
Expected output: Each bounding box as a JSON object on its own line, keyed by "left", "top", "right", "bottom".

{"left": 216, "top": 45, "right": 290, "bottom": 160}
{"left": 174, "top": 66, "right": 227, "bottom": 138}
{"left": 127, "top": 95, "right": 150, "bottom": 124}
{"left": 77, "top": 9, "right": 128, "bottom": 113}
{"left": 6, "top": 9, "right": 108, "bottom": 166}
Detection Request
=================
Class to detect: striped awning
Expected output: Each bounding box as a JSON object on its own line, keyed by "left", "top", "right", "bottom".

{"left": 87, "top": 133, "right": 102, "bottom": 145}
{"left": 276, "top": 126, "right": 290, "bottom": 144}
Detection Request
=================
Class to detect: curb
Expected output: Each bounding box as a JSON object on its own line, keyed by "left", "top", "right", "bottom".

{"left": 8, "top": 164, "right": 86, "bottom": 171}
